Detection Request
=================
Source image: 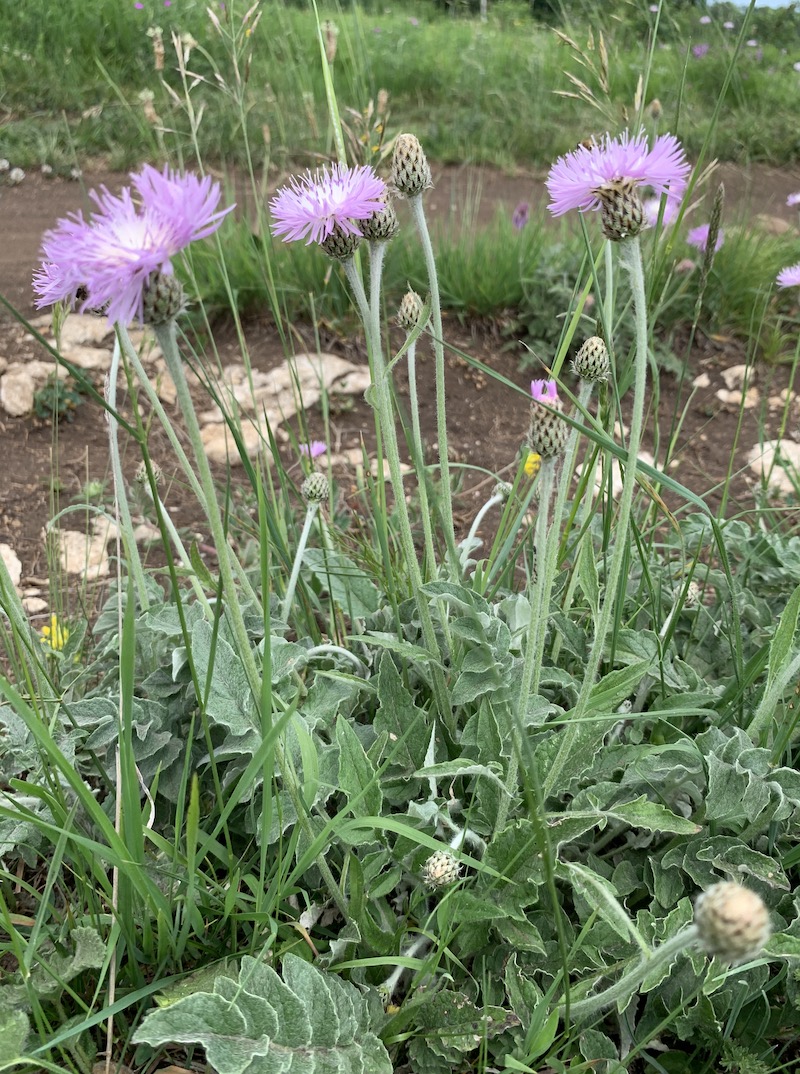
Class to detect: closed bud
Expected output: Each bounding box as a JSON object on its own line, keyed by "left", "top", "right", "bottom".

{"left": 694, "top": 882, "right": 771, "bottom": 965}
{"left": 359, "top": 193, "right": 399, "bottom": 242}
{"left": 391, "top": 133, "right": 433, "bottom": 198}
{"left": 422, "top": 850, "right": 461, "bottom": 888}
{"left": 528, "top": 379, "right": 569, "bottom": 458}
{"left": 397, "top": 289, "right": 426, "bottom": 331}
{"left": 572, "top": 336, "right": 611, "bottom": 383}
{"left": 142, "top": 272, "right": 186, "bottom": 325}
{"left": 301, "top": 471, "right": 330, "bottom": 504}
{"left": 493, "top": 481, "right": 513, "bottom": 501}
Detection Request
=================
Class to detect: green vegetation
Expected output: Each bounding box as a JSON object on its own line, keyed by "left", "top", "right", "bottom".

{"left": 2, "top": 3, "right": 800, "bottom": 1074}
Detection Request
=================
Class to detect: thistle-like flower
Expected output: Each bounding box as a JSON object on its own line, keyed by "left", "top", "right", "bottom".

{"left": 528, "top": 379, "right": 569, "bottom": 458}
{"left": 422, "top": 850, "right": 461, "bottom": 888}
{"left": 687, "top": 223, "right": 724, "bottom": 254}
{"left": 694, "top": 882, "right": 771, "bottom": 965}
{"left": 546, "top": 130, "right": 690, "bottom": 242}
{"left": 572, "top": 336, "right": 611, "bottom": 383}
{"left": 33, "top": 166, "right": 232, "bottom": 325}
{"left": 269, "top": 163, "right": 385, "bottom": 246}
{"left": 299, "top": 440, "right": 327, "bottom": 460}
{"left": 777, "top": 262, "right": 800, "bottom": 288}
{"left": 391, "top": 133, "right": 433, "bottom": 198}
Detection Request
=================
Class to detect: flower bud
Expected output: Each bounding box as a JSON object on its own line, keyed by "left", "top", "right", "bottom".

{"left": 320, "top": 222, "right": 361, "bottom": 261}
{"left": 422, "top": 850, "right": 460, "bottom": 888}
{"left": 683, "top": 580, "right": 701, "bottom": 609}
{"left": 397, "top": 289, "right": 426, "bottom": 331}
{"left": 142, "top": 271, "right": 186, "bottom": 325}
{"left": 391, "top": 133, "right": 433, "bottom": 198}
{"left": 493, "top": 481, "right": 512, "bottom": 501}
{"left": 301, "top": 471, "right": 330, "bottom": 504}
{"left": 572, "top": 336, "right": 611, "bottom": 383}
{"left": 596, "top": 178, "right": 645, "bottom": 242}
{"left": 359, "top": 193, "right": 399, "bottom": 242}
{"left": 694, "top": 882, "right": 771, "bottom": 964}
{"left": 528, "top": 379, "right": 569, "bottom": 458}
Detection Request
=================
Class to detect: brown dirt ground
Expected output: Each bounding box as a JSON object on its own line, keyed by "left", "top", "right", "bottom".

{"left": 1, "top": 161, "right": 800, "bottom": 609}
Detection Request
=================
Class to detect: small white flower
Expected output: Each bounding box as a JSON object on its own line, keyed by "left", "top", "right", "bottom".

{"left": 8, "top": 167, "right": 25, "bottom": 185}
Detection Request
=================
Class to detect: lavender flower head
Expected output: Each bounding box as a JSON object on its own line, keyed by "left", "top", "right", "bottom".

{"left": 777, "top": 262, "right": 800, "bottom": 288}
{"left": 723, "top": 21, "right": 734, "bottom": 30}
{"left": 546, "top": 130, "right": 690, "bottom": 221}
{"left": 531, "top": 379, "right": 559, "bottom": 404}
{"left": 687, "top": 223, "right": 724, "bottom": 253}
{"left": 699, "top": 15, "right": 711, "bottom": 25}
{"left": 787, "top": 192, "right": 800, "bottom": 207}
{"left": 34, "top": 165, "right": 232, "bottom": 325}
{"left": 300, "top": 440, "right": 327, "bottom": 459}
{"left": 270, "top": 163, "right": 385, "bottom": 245}
{"left": 512, "top": 201, "right": 530, "bottom": 230}
{"left": 643, "top": 194, "right": 680, "bottom": 229}
{"left": 692, "top": 43, "right": 710, "bottom": 59}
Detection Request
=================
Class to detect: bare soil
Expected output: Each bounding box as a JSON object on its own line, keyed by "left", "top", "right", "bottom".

{"left": 1, "top": 161, "right": 799, "bottom": 606}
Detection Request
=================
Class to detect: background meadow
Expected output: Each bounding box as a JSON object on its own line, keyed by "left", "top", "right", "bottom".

{"left": 1, "top": 2, "right": 800, "bottom": 1074}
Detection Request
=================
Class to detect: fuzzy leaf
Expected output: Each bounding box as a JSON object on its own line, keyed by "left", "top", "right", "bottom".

{"left": 336, "top": 715, "right": 382, "bottom": 819}
{"left": 305, "top": 549, "right": 381, "bottom": 618}
{"left": 133, "top": 953, "right": 391, "bottom": 1074}
{"left": 191, "top": 619, "right": 255, "bottom": 735}
{"left": 605, "top": 796, "right": 700, "bottom": 835}
{"left": 372, "top": 652, "right": 429, "bottom": 771}
{"left": 0, "top": 1009, "right": 28, "bottom": 1059}
{"left": 561, "top": 861, "right": 649, "bottom": 952}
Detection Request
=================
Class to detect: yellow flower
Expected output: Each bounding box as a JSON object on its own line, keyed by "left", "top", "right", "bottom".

{"left": 40, "top": 614, "right": 69, "bottom": 652}
{"left": 524, "top": 451, "right": 542, "bottom": 478}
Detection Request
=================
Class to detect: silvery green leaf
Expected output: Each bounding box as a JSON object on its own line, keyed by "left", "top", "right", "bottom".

{"left": 191, "top": 618, "right": 255, "bottom": 735}
{"left": 304, "top": 549, "right": 381, "bottom": 618}
{"left": 604, "top": 796, "right": 700, "bottom": 835}
{"left": 336, "top": 715, "right": 382, "bottom": 820}
{"left": 0, "top": 1009, "right": 28, "bottom": 1060}
{"left": 561, "top": 861, "right": 649, "bottom": 952}
{"left": 413, "top": 758, "right": 508, "bottom": 794}
{"left": 372, "top": 652, "right": 429, "bottom": 771}
{"left": 133, "top": 953, "right": 390, "bottom": 1074}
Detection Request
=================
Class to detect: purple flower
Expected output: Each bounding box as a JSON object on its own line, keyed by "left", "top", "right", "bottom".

{"left": 643, "top": 194, "right": 680, "bottom": 228}
{"left": 546, "top": 130, "right": 690, "bottom": 219}
{"left": 687, "top": 223, "right": 724, "bottom": 253}
{"left": 34, "top": 168, "right": 232, "bottom": 324}
{"left": 723, "top": 21, "right": 734, "bottom": 30}
{"left": 649, "top": 4, "right": 658, "bottom": 11}
{"left": 409, "top": 17, "right": 419, "bottom": 26}
{"left": 692, "top": 43, "right": 710, "bottom": 59}
{"left": 270, "top": 163, "right": 385, "bottom": 246}
{"left": 512, "top": 201, "right": 530, "bottom": 230}
{"left": 134, "top": 2, "right": 143, "bottom": 7}
{"left": 777, "top": 262, "right": 800, "bottom": 288}
{"left": 530, "top": 379, "right": 559, "bottom": 403}
{"left": 746, "top": 39, "right": 758, "bottom": 47}
{"left": 699, "top": 15, "right": 711, "bottom": 25}
{"left": 787, "top": 192, "right": 800, "bottom": 206}
{"left": 300, "top": 440, "right": 327, "bottom": 459}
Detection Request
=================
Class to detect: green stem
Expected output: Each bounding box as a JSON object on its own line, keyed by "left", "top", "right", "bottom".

{"left": 530, "top": 382, "right": 594, "bottom": 693}
{"left": 343, "top": 256, "right": 453, "bottom": 730}
{"left": 280, "top": 502, "right": 319, "bottom": 622}
{"left": 562, "top": 926, "right": 698, "bottom": 1020}
{"left": 493, "top": 459, "right": 555, "bottom": 838}
{"left": 156, "top": 321, "right": 348, "bottom": 918}
{"left": 407, "top": 196, "right": 459, "bottom": 574}
{"left": 108, "top": 335, "right": 150, "bottom": 611}
{"left": 406, "top": 338, "right": 438, "bottom": 573}
{"left": 155, "top": 322, "right": 263, "bottom": 700}
{"left": 543, "top": 236, "right": 649, "bottom": 800}
{"left": 118, "top": 324, "right": 262, "bottom": 615}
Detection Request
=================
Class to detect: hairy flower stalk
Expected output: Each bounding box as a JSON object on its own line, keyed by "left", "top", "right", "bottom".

{"left": 563, "top": 882, "right": 770, "bottom": 1020}
{"left": 271, "top": 163, "right": 451, "bottom": 724}
{"left": 543, "top": 238, "right": 651, "bottom": 799}
{"left": 106, "top": 337, "right": 150, "bottom": 611}
{"left": 397, "top": 290, "right": 437, "bottom": 572}
{"left": 280, "top": 473, "right": 329, "bottom": 621}
{"left": 394, "top": 134, "right": 459, "bottom": 573}
{"left": 460, "top": 481, "right": 512, "bottom": 569}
